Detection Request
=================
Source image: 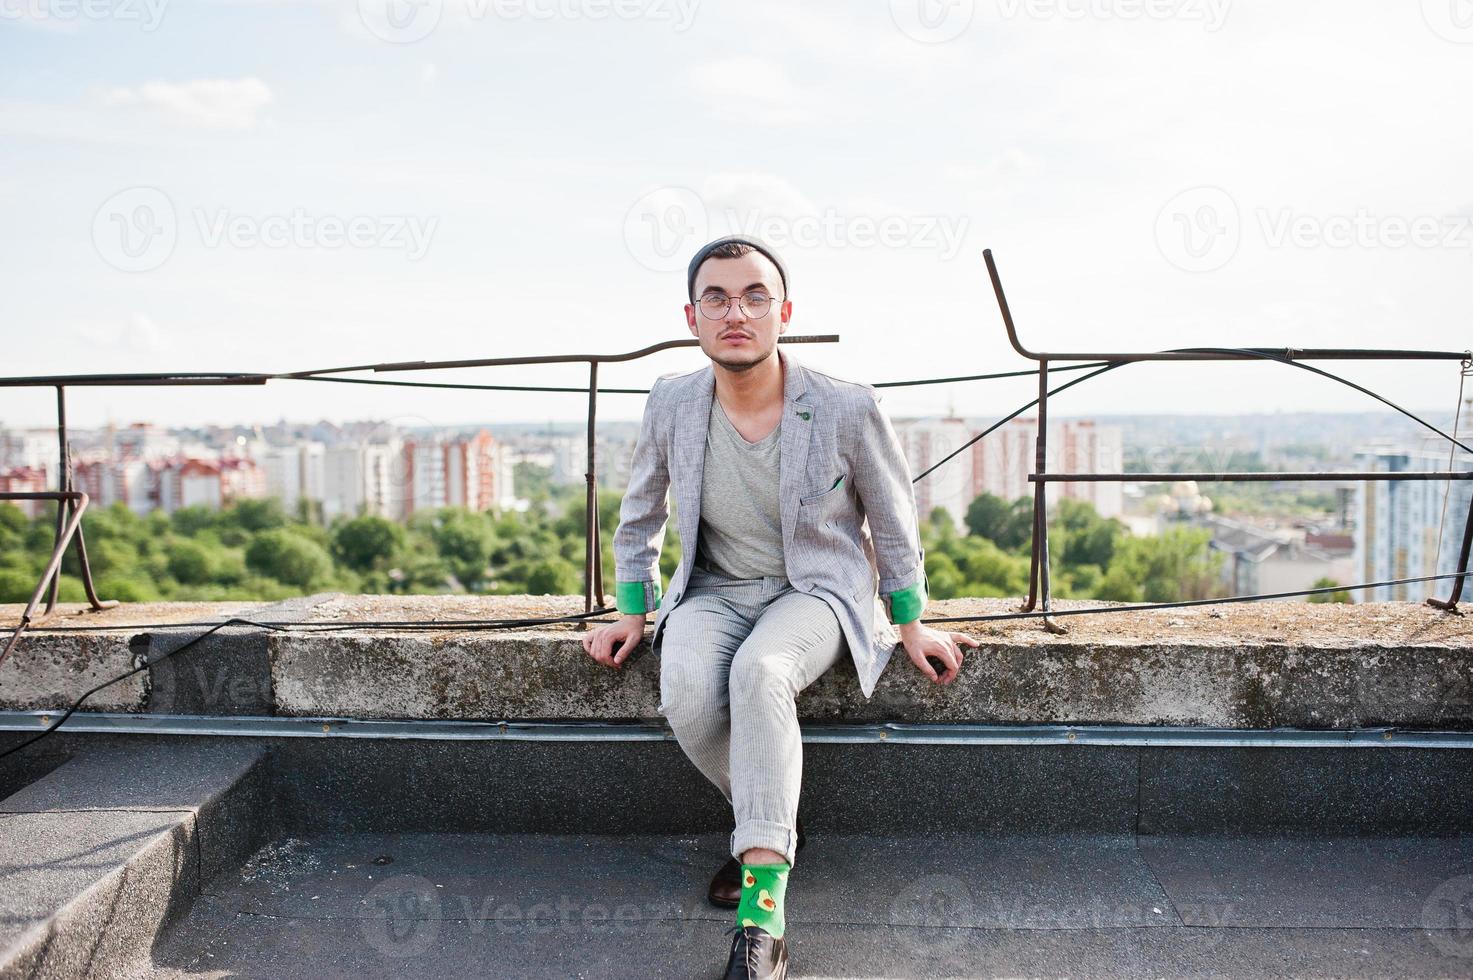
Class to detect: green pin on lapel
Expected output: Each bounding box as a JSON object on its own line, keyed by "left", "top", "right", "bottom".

{"left": 797, "top": 410, "right": 811, "bottom": 420}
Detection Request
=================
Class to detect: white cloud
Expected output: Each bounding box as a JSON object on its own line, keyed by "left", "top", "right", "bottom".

{"left": 104, "top": 78, "right": 273, "bottom": 130}
{"left": 944, "top": 149, "right": 1037, "bottom": 185}
{"left": 716, "top": 1, "right": 967, "bottom": 77}
{"left": 78, "top": 314, "right": 168, "bottom": 355}
{"left": 688, "top": 57, "right": 817, "bottom": 127}
{"left": 701, "top": 172, "right": 816, "bottom": 220}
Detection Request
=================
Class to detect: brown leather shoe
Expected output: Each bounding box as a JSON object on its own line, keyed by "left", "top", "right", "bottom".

{"left": 708, "top": 817, "right": 805, "bottom": 908}
{"left": 721, "top": 924, "right": 788, "bottom": 979}
{"left": 708, "top": 855, "right": 743, "bottom": 908}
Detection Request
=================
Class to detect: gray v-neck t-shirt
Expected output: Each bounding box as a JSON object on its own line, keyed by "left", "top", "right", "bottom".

{"left": 695, "top": 397, "right": 787, "bottom": 579}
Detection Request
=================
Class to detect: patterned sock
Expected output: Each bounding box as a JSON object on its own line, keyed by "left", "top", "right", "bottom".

{"left": 734, "top": 861, "right": 789, "bottom": 939}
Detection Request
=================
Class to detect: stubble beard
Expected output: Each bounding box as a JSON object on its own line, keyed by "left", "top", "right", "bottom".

{"left": 711, "top": 340, "right": 772, "bottom": 374}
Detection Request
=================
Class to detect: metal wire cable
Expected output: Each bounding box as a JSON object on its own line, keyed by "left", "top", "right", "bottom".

{"left": 278, "top": 360, "right": 1112, "bottom": 396}
{"left": 13, "top": 609, "right": 621, "bottom": 633}
{"left": 919, "top": 571, "right": 1468, "bottom": 624}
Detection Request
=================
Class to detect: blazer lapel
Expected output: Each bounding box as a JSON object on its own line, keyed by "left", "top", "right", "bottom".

{"left": 778, "top": 346, "right": 813, "bottom": 558}
{"left": 673, "top": 365, "right": 715, "bottom": 563}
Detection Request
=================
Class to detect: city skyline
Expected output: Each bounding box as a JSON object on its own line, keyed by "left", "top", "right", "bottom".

{"left": 1, "top": 393, "right": 1468, "bottom": 431}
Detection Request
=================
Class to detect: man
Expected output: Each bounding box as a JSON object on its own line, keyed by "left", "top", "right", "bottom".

{"left": 582, "top": 234, "right": 980, "bottom": 978}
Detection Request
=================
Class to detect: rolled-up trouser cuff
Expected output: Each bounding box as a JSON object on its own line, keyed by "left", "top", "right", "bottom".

{"left": 732, "top": 818, "right": 797, "bottom": 867}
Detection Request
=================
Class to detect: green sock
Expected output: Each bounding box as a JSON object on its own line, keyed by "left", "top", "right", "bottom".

{"left": 735, "top": 861, "right": 789, "bottom": 939}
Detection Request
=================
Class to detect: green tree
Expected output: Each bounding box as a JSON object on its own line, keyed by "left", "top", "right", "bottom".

{"left": 295, "top": 496, "right": 325, "bottom": 527}
{"left": 924, "top": 552, "right": 966, "bottom": 600}
{"left": 244, "top": 528, "right": 332, "bottom": 589}
{"left": 170, "top": 506, "right": 216, "bottom": 537}
{"left": 0, "top": 568, "right": 40, "bottom": 603}
{"left": 428, "top": 508, "right": 497, "bottom": 590}
{"left": 3, "top": 571, "right": 87, "bottom": 603}
{"left": 514, "top": 461, "right": 552, "bottom": 505}
{"left": 1056, "top": 563, "right": 1104, "bottom": 599}
{"left": 1307, "top": 575, "right": 1352, "bottom": 603}
{"left": 526, "top": 556, "right": 580, "bottom": 596}
{"left": 332, "top": 515, "right": 406, "bottom": 572}
{"left": 1096, "top": 527, "right": 1224, "bottom": 603}
{"left": 952, "top": 536, "right": 1031, "bottom": 597}
{"left": 94, "top": 573, "right": 161, "bottom": 603}
{"left": 167, "top": 539, "right": 220, "bottom": 586}
{"left": 390, "top": 545, "right": 454, "bottom": 593}
{"left": 965, "top": 493, "right": 1034, "bottom": 550}
{"left": 0, "top": 502, "right": 27, "bottom": 535}
{"left": 1053, "top": 497, "right": 1124, "bottom": 570}
{"left": 227, "top": 498, "right": 290, "bottom": 533}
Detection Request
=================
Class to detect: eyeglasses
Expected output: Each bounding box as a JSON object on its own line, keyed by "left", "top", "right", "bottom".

{"left": 696, "top": 290, "right": 782, "bottom": 320}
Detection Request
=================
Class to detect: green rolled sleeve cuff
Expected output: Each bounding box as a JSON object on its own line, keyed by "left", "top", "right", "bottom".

{"left": 883, "top": 568, "right": 929, "bottom": 626}
{"left": 615, "top": 579, "right": 663, "bottom": 615}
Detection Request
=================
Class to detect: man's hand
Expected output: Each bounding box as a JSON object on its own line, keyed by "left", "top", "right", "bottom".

{"left": 897, "top": 621, "right": 979, "bottom": 685}
{"left": 581, "top": 614, "right": 648, "bottom": 669}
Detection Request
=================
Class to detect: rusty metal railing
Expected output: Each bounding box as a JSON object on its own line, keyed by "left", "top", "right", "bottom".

{"left": 981, "top": 248, "right": 1473, "bottom": 632}
{"left": 0, "top": 337, "right": 839, "bottom": 668}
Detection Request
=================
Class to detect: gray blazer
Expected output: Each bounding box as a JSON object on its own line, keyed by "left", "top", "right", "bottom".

{"left": 612, "top": 344, "right": 929, "bottom": 698}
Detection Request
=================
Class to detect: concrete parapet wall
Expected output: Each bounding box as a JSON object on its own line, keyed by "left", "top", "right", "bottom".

{"left": 3, "top": 594, "right": 1471, "bottom": 728}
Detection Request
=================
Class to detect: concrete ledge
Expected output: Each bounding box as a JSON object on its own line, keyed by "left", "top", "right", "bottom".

{"left": 0, "top": 739, "right": 270, "bottom": 979}
{"left": 0, "top": 809, "right": 197, "bottom": 980}
{"left": 4, "top": 594, "right": 1472, "bottom": 727}
{"left": 0, "top": 602, "right": 257, "bottom": 713}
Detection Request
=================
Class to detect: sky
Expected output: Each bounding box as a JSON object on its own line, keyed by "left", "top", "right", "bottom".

{"left": 2, "top": 0, "right": 1471, "bottom": 432}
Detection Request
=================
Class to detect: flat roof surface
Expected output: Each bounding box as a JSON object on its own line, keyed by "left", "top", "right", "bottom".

{"left": 133, "top": 829, "right": 1473, "bottom": 978}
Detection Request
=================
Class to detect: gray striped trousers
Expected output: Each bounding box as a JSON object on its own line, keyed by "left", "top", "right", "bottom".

{"left": 655, "top": 561, "right": 847, "bottom": 867}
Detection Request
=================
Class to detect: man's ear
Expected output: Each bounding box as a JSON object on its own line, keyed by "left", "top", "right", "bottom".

{"left": 779, "top": 299, "right": 793, "bottom": 325}
{"left": 684, "top": 303, "right": 698, "bottom": 332}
